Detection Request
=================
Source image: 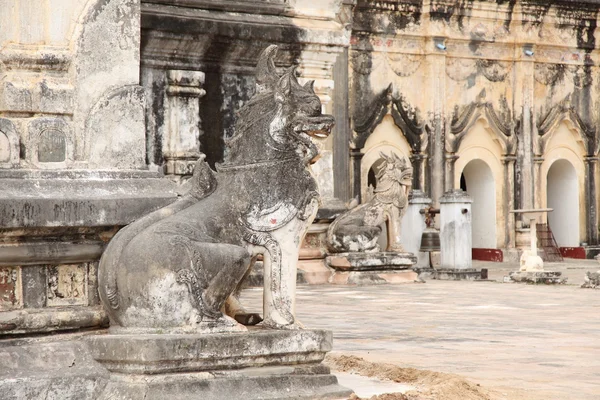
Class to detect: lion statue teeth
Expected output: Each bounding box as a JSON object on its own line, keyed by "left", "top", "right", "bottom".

{"left": 98, "top": 45, "right": 334, "bottom": 333}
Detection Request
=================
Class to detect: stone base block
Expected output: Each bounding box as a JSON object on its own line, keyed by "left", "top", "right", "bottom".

{"left": 243, "top": 261, "right": 307, "bottom": 288}
{"left": 325, "top": 252, "right": 417, "bottom": 271}
{"left": 86, "top": 328, "right": 352, "bottom": 399}
{"left": 97, "top": 364, "right": 351, "bottom": 400}
{"left": 297, "top": 259, "right": 333, "bottom": 284}
{"left": 0, "top": 306, "right": 108, "bottom": 335}
{"left": 508, "top": 271, "right": 567, "bottom": 284}
{"left": 412, "top": 267, "right": 435, "bottom": 280}
{"left": 0, "top": 337, "right": 110, "bottom": 400}
{"left": 325, "top": 252, "right": 418, "bottom": 285}
{"left": 433, "top": 268, "right": 482, "bottom": 280}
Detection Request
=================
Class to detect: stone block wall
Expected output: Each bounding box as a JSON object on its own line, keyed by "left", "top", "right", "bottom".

{"left": 0, "top": 0, "right": 178, "bottom": 335}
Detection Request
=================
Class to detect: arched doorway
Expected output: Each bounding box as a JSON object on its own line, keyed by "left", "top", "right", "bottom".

{"left": 547, "top": 159, "right": 579, "bottom": 247}
{"left": 461, "top": 159, "right": 496, "bottom": 249}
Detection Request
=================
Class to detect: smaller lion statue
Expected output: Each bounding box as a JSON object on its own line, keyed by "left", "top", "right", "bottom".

{"left": 327, "top": 152, "right": 413, "bottom": 253}
{"left": 581, "top": 270, "right": 600, "bottom": 289}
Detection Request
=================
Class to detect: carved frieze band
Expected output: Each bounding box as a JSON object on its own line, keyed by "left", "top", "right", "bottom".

{"left": 351, "top": 51, "right": 423, "bottom": 77}
{"left": 447, "top": 89, "right": 516, "bottom": 154}
{"left": 352, "top": 84, "right": 427, "bottom": 153}
{"left": 534, "top": 63, "right": 593, "bottom": 88}
{"left": 446, "top": 58, "right": 512, "bottom": 82}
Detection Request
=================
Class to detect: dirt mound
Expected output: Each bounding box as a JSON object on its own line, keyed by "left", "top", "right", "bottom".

{"left": 349, "top": 394, "right": 409, "bottom": 400}
{"left": 326, "top": 354, "right": 492, "bottom": 400}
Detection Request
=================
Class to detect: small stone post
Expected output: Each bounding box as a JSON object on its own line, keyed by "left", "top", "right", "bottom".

{"left": 164, "top": 70, "right": 206, "bottom": 179}
{"left": 401, "top": 190, "right": 432, "bottom": 268}
{"left": 437, "top": 189, "right": 481, "bottom": 280}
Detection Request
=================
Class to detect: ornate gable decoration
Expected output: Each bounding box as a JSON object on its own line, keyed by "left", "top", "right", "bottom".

{"left": 447, "top": 89, "right": 516, "bottom": 155}
{"left": 352, "top": 84, "right": 427, "bottom": 153}
{"left": 536, "top": 95, "right": 596, "bottom": 155}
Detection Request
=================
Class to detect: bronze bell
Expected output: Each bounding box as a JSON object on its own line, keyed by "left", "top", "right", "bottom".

{"left": 419, "top": 227, "right": 441, "bottom": 252}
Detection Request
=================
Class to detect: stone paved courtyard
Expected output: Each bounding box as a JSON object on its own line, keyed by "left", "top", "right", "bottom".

{"left": 242, "top": 259, "right": 600, "bottom": 399}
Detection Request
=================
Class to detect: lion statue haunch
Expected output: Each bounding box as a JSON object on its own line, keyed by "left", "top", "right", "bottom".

{"left": 98, "top": 45, "right": 334, "bottom": 333}
{"left": 327, "top": 153, "right": 412, "bottom": 253}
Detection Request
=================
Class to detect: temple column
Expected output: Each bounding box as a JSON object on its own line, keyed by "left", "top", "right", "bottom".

{"left": 444, "top": 153, "right": 459, "bottom": 191}
{"left": 533, "top": 156, "right": 544, "bottom": 210}
{"left": 409, "top": 152, "right": 427, "bottom": 191}
{"left": 502, "top": 155, "right": 517, "bottom": 248}
{"left": 514, "top": 46, "right": 536, "bottom": 212}
{"left": 427, "top": 38, "right": 447, "bottom": 205}
{"left": 350, "top": 149, "right": 364, "bottom": 201}
{"left": 584, "top": 156, "right": 599, "bottom": 245}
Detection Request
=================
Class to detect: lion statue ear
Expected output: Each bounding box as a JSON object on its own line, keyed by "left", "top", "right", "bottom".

{"left": 274, "top": 66, "right": 296, "bottom": 103}
{"left": 256, "top": 45, "right": 280, "bottom": 94}
{"left": 303, "top": 80, "right": 315, "bottom": 92}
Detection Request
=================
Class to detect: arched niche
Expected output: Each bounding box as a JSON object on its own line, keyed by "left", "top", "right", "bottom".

{"left": 0, "top": 118, "right": 20, "bottom": 168}
{"left": 27, "top": 118, "right": 73, "bottom": 169}
{"left": 0, "top": 132, "right": 10, "bottom": 163}
{"left": 547, "top": 159, "right": 580, "bottom": 247}
{"left": 454, "top": 119, "right": 505, "bottom": 248}
{"left": 360, "top": 115, "right": 412, "bottom": 201}
{"left": 540, "top": 122, "right": 586, "bottom": 244}
{"left": 461, "top": 160, "right": 497, "bottom": 248}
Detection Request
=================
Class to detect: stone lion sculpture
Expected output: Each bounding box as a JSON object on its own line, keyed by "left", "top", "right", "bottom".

{"left": 98, "top": 45, "right": 334, "bottom": 332}
{"left": 327, "top": 152, "right": 412, "bottom": 253}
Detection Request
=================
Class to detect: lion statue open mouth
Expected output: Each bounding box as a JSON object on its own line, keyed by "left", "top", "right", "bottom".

{"left": 98, "top": 45, "right": 334, "bottom": 333}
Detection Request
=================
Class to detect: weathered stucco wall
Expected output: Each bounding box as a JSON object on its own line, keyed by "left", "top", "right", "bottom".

{"left": 349, "top": 0, "right": 600, "bottom": 252}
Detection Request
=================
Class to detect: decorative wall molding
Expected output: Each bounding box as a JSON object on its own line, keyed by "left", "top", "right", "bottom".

{"left": 386, "top": 52, "right": 423, "bottom": 77}
{"left": 446, "top": 58, "right": 511, "bottom": 82}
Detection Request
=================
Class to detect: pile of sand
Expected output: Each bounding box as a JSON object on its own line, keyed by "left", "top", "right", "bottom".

{"left": 326, "top": 354, "right": 493, "bottom": 400}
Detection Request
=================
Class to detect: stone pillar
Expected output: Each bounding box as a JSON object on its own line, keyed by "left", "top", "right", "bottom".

{"left": 584, "top": 156, "right": 598, "bottom": 245}
{"left": 502, "top": 155, "right": 517, "bottom": 253}
{"left": 164, "top": 70, "right": 206, "bottom": 178}
{"left": 332, "top": 49, "right": 351, "bottom": 202}
{"left": 428, "top": 41, "right": 447, "bottom": 206}
{"left": 350, "top": 149, "right": 364, "bottom": 201}
{"left": 410, "top": 153, "right": 428, "bottom": 191}
{"left": 401, "top": 190, "right": 432, "bottom": 268}
{"left": 297, "top": 49, "right": 340, "bottom": 201}
{"left": 533, "top": 156, "right": 544, "bottom": 209}
{"left": 515, "top": 46, "right": 536, "bottom": 211}
{"left": 444, "top": 153, "right": 459, "bottom": 191}
{"left": 437, "top": 189, "right": 481, "bottom": 280}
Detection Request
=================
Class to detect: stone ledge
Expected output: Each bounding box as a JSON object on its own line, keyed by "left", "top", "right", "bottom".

{"left": 98, "top": 365, "right": 352, "bottom": 400}
{"left": 329, "top": 270, "right": 419, "bottom": 285}
{"left": 433, "top": 268, "right": 482, "bottom": 281}
{"left": 86, "top": 329, "right": 333, "bottom": 374}
{"left": 0, "top": 177, "right": 178, "bottom": 228}
{"left": 0, "top": 241, "right": 104, "bottom": 266}
{"left": 0, "top": 306, "right": 108, "bottom": 335}
{"left": 508, "top": 271, "right": 567, "bottom": 285}
{"left": 326, "top": 252, "right": 417, "bottom": 271}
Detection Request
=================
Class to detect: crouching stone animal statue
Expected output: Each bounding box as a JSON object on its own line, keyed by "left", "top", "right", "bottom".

{"left": 327, "top": 153, "right": 412, "bottom": 253}
{"left": 98, "top": 45, "right": 334, "bottom": 332}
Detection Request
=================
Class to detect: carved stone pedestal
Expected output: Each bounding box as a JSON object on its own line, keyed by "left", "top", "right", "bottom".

{"left": 508, "top": 271, "right": 567, "bottom": 285}
{"left": 326, "top": 252, "right": 418, "bottom": 285}
{"left": 86, "top": 329, "right": 352, "bottom": 400}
